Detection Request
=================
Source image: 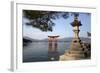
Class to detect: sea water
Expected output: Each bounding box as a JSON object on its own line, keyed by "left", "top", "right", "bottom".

{"left": 23, "top": 42, "right": 71, "bottom": 62}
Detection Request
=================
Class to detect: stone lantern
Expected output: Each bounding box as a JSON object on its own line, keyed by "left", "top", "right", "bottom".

{"left": 70, "top": 14, "right": 83, "bottom": 50}
{"left": 60, "top": 14, "right": 87, "bottom": 60}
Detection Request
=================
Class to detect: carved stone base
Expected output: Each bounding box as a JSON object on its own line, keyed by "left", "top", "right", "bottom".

{"left": 59, "top": 38, "right": 91, "bottom": 61}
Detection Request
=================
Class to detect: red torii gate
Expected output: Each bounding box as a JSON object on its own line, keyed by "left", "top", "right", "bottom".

{"left": 48, "top": 36, "right": 59, "bottom": 52}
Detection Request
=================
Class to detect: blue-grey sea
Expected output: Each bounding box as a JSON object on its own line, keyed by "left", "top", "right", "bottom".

{"left": 23, "top": 42, "right": 70, "bottom": 62}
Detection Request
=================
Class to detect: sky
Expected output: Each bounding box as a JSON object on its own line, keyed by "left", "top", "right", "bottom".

{"left": 23, "top": 11, "right": 91, "bottom": 40}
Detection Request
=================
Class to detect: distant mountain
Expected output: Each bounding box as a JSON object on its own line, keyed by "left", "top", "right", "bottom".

{"left": 23, "top": 37, "right": 32, "bottom": 42}
{"left": 58, "top": 37, "right": 91, "bottom": 42}
{"left": 38, "top": 37, "right": 91, "bottom": 43}
{"left": 23, "top": 37, "right": 32, "bottom": 46}
{"left": 23, "top": 36, "right": 41, "bottom": 42}
{"left": 58, "top": 37, "right": 72, "bottom": 42}
{"left": 23, "top": 37, "right": 91, "bottom": 43}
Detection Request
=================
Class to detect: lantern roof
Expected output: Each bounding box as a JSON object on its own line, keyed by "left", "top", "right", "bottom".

{"left": 70, "top": 16, "right": 82, "bottom": 27}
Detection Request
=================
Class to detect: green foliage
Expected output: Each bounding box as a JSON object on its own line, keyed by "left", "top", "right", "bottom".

{"left": 23, "top": 10, "right": 69, "bottom": 31}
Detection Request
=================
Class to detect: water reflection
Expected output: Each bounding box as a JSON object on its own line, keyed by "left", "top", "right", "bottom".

{"left": 48, "top": 36, "right": 60, "bottom": 61}
{"left": 48, "top": 51, "right": 59, "bottom": 61}
{"left": 23, "top": 41, "right": 70, "bottom": 62}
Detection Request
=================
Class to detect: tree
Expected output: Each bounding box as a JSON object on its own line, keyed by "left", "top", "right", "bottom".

{"left": 23, "top": 10, "right": 69, "bottom": 31}
{"left": 23, "top": 10, "right": 90, "bottom": 32}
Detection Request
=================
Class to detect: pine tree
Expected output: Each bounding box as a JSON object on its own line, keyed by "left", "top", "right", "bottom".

{"left": 23, "top": 10, "right": 69, "bottom": 31}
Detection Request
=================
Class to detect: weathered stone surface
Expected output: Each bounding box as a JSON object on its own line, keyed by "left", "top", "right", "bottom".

{"left": 59, "top": 41, "right": 91, "bottom": 61}
{"left": 59, "top": 55, "right": 76, "bottom": 61}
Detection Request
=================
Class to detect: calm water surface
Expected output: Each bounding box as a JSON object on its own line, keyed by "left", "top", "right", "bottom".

{"left": 23, "top": 42, "right": 71, "bottom": 62}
